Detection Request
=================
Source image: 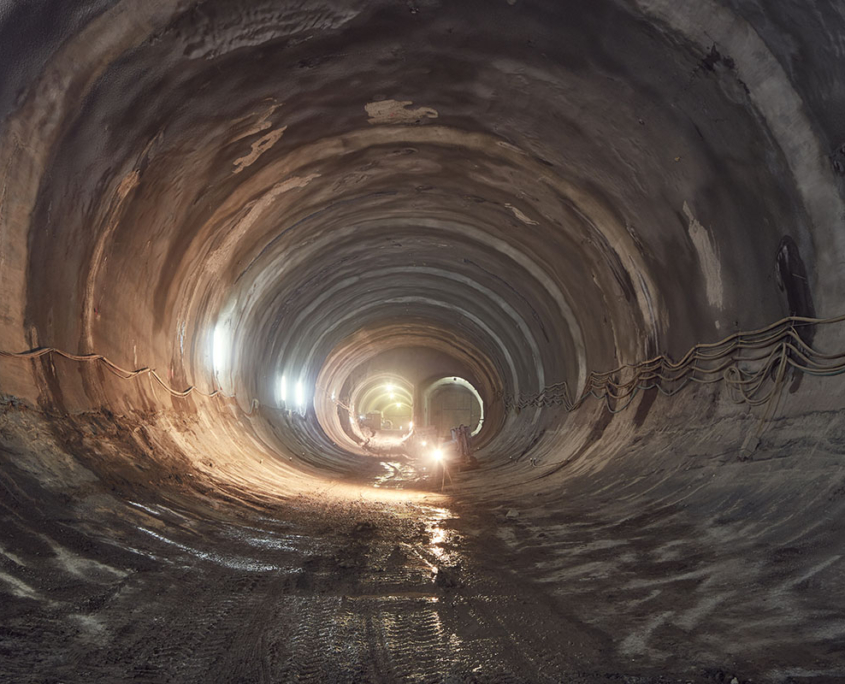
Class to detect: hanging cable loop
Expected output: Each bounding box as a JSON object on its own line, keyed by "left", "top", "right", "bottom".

{"left": 1, "top": 314, "right": 842, "bottom": 417}
{"left": 502, "top": 314, "right": 844, "bottom": 413}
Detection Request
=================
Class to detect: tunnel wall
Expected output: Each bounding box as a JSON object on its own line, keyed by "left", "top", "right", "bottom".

{"left": 0, "top": 0, "right": 843, "bottom": 500}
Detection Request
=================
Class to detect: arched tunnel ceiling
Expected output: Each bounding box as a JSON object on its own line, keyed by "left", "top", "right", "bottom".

{"left": 5, "top": 0, "right": 838, "bottom": 427}
{"left": 4, "top": 0, "right": 842, "bottom": 428}
{"left": 1, "top": 0, "right": 845, "bottom": 680}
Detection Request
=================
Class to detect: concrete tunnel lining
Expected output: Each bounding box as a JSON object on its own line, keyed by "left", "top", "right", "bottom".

{"left": 1, "top": 0, "right": 845, "bottom": 680}
{"left": 421, "top": 376, "right": 485, "bottom": 437}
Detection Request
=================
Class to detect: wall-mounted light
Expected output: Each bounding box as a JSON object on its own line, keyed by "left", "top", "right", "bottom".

{"left": 296, "top": 380, "right": 305, "bottom": 413}
{"left": 212, "top": 322, "right": 229, "bottom": 376}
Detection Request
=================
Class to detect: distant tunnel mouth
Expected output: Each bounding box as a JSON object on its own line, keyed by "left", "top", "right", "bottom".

{"left": 422, "top": 377, "right": 484, "bottom": 439}
{"left": 310, "top": 326, "right": 504, "bottom": 462}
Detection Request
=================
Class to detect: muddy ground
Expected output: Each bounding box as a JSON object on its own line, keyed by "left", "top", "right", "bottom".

{"left": 0, "top": 491, "right": 732, "bottom": 682}
{"left": 1, "top": 405, "right": 843, "bottom": 682}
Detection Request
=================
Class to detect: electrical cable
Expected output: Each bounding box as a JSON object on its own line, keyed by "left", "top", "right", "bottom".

{"left": 2, "top": 314, "right": 844, "bottom": 418}
{"left": 504, "top": 314, "right": 845, "bottom": 413}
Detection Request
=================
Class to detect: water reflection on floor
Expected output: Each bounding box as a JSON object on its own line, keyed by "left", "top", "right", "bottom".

{"left": 372, "top": 459, "right": 431, "bottom": 488}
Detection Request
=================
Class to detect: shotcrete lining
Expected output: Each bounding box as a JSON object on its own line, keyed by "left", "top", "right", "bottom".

{"left": 4, "top": 1, "right": 845, "bottom": 678}
{"left": 0, "top": 0, "right": 840, "bottom": 492}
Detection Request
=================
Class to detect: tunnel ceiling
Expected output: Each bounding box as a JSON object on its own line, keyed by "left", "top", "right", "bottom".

{"left": 1, "top": 0, "right": 844, "bottom": 477}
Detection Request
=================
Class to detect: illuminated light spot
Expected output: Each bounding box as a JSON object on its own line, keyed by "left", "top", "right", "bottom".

{"left": 212, "top": 322, "right": 229, "bottom": 376}
{"left": 296, "top": 380, "right": 305, "bottom": 411}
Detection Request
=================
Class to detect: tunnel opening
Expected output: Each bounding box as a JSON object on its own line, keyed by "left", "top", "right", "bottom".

{"left": 422, "top": 375, "right": 484, "bottom": 439}
{"left": 1, "top": 0, "right": 845, "bottom": 681}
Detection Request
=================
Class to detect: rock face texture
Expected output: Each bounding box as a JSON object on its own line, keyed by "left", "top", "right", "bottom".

{"left": 1, "top": 1, "right": 845, "bottom": 681}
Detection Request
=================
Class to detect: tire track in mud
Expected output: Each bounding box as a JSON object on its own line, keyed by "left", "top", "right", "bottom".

{"left": 0, "top": 614, "right": 71, "bottom": 683}
{"left": 275, "top": 596, "right": 354, "bottom": 682}
{"left": 465, "top": 594, "right": 575, "bottom": 681}
{"left": 170, "top": 574, "right": 276, "bottom": 684}
{"left": 440, "top": 600, "right": 528, "bottom": 683}
{"left": 0, "top": 484, "right": 616, "bottom": 683}
{"left": 377, "top": 601, "right": 450, "bottom": 682}
{"left": 209, "top": 572, "right": 300, "bottom": 684}
{"left": 115, "top": 573, "right": 269, "bottom": 682}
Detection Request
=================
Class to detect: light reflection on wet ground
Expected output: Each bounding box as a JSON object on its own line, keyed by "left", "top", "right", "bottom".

{"left": 421, "top": 505, "right": 457, "bottom": 564}
{"left": 372, "top": 456, "right": 452, "bottom": 498}
{"left": 371, "top": 457, "right": 436, "bottom": 489}
{"left": 363, "top": 429, "right": 411, "bottom": 451}
{"left": 373, "top": 460, "right": 407, "bottom": 487}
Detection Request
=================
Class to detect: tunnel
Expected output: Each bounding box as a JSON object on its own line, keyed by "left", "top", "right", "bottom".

{"left": 1, "top": 0, "right": 845, "bottom": 681}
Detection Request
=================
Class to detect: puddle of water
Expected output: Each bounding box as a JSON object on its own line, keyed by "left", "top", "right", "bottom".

{"left": 136, "top": 526, "right": 285, "bottom": 572}
{"left": 409, "top": 505, "right": 462, "bottom": 574}
{"left": 373, "top": 460, "right": 424, "bottom": 488}
{"left": 374, "top": 461, "right": 404, "bottom": 488}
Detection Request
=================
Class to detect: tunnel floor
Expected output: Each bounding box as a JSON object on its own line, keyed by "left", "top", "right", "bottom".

{"left": 3, "top": 404, "right": 845, "bottom": 683}
{"left": 0, "top": 436, "right": 611, "bottom": 682}
{"left": 3, "top": 499, "right": 625, "bottom": 683}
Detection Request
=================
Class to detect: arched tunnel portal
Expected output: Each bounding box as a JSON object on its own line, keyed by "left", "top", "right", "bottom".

{"left": 1, "top": 1, "right": 845, "bottom": 681}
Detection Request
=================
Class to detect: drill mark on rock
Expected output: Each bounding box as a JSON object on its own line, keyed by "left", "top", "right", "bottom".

{"left": 180, "top": 4, "right": 360, "bottom": 60}
{"left": 81, "top": 169, "right": 140, "bottom": 351}
{"left": 207, "top": 174, "right": 319, "bottom": 273}
{"left": 683, "top": 201, "right": 723, "bottom": 309}
{"left": 0, "top": 542, "right": 27, "bottom": 567}
{"left": 231, "top": 102, "right": 283, "bottom": 143}
{"left": 496, "top": 140, "right": 526, "bottom": 154}
{"left": 0, "top": 139, "right": 20, "bottom": 236}
{"left": 618, "top": 610, "right": 673, "bottom": 657}
{"left": 365, "top": 100, "right": 439, "bottom": 125}
{"left": 233, "top": 126, "right": 287, "bottom": 174}
{"left": 775, "top": 235, "right": 817, "bottom": 393}
{"left": 505, "top": 203, "right": 539, "bottom": 225}
{"left": 790, "top": 554, "right": 841, "bottom": 588}
{"left": 44, "top": 538, "right": 128, "bottom": 580}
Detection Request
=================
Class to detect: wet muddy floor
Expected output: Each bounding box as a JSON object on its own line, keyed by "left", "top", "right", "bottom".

{"left": 0, "top": 470, "right": 741, "bottom": 682}
{"left": 0, "top": 472, "right": 611, "bottom": 681}
{"left": 2, "top": 408, "right": 842, "bottom": 682}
